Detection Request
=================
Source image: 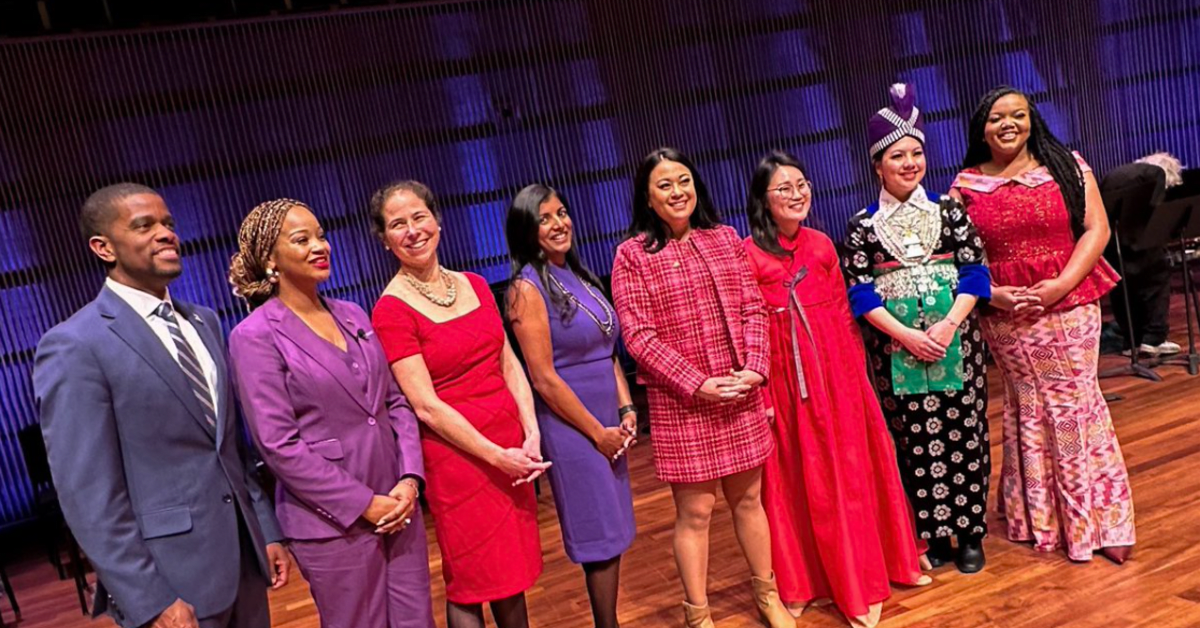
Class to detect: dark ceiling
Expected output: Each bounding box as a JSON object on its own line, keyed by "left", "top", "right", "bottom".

{"left": 0, "top": 0, "right": 440, "bottom": 38}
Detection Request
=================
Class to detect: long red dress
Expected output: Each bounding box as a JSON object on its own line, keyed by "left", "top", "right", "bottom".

{"left": 744, "top": 229, "right": 922, "bottom": 618}
{"left": 373, "top": 273, "right": 542, "bottom": 604}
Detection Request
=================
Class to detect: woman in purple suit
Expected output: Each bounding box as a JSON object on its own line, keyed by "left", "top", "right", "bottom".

{"left": 227, "top": 198, "right": 435, "bottom": 628}
{"left": 505, "top": 184, "right": 637, "bottom": 628}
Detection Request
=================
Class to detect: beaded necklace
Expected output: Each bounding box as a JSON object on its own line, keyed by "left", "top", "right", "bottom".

{"left": 402, "top": 267, "right": 457, "bottom": 307}
{"left": 547, "top": 270, "right": 615, "bottom": 338}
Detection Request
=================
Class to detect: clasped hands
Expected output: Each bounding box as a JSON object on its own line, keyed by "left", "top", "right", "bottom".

{"left": 493, "top": 432, "right": 553, "bottom": 487}
{"left": 993, "top": 279, "right": 1067, "bottom": 317}
{"left": 592, "top": 411, "right": 638, "bottom": 463}
{"left": 897, "top": 279, "right": 1067, "bottom": 363}
{"left": 362, "top": 478, "right": 420, "bottom": 535}
{"left": 897, "top": 320, "right": 955, "bottom": 363}
{"left": 697, "top": 369, "right": 764, "bottom": 403}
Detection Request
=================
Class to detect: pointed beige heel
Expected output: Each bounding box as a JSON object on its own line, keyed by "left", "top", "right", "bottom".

{"left": 848, "top": 602, "right": 883, "bottom": 628}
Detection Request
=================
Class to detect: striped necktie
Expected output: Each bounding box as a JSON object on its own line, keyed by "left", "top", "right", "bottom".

{"left": 154, "top": 303, "right": 217, "bottom": 429}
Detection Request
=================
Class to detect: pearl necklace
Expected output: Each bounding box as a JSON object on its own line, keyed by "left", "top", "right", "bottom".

{"left": 547, "top": 271, "right": 615, "bottom": 338}
{"left": 402, "top": 267, "right": 457, "bottom": 307}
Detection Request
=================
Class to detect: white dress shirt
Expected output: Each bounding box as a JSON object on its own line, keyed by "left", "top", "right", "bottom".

{"left": 105, "top": 278, "right": 220, "bottom": 416}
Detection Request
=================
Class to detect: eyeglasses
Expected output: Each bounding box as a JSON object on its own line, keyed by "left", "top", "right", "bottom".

{"left": 769, "top": 180, "right": 812, "bottom": 199}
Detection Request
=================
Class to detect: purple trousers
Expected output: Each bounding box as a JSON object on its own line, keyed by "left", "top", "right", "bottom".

{"left": 290, "top": 510, "right": 434, "bottom": 628}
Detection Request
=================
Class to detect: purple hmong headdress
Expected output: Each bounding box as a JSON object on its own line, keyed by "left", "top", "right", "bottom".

{"left": 868, "top": 83, "right": 925, "bottom": 157}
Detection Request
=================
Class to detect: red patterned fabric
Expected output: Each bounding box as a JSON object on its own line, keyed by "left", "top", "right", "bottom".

{"left": 951, "top": 152, "right": 1119, "bottom": 311}
{"left": 611, "top": 225, "right": 773, "bottom": 484}
{"left": 372, "top": 273, "right": 542, "bottom": 604}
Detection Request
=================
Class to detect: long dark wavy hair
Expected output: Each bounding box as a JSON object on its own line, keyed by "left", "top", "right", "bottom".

{"left": 506, "top": 183, "right": 602, "bottom": 321}
{"left": 963, "top": 86, "right": 1086, "bottom": 238}
{"left": 628, "top": 147, "right": 722, "bottom": 253}
{"left": 746, "top": 150, "right": 808, "bottom": 258}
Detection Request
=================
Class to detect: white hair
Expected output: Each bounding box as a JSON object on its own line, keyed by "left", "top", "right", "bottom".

{"left": 1136, "top": 152, "right": 1184, "bottom": 188}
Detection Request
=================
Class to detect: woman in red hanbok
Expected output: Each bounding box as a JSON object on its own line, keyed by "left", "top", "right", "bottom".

{"left": 743, "top": 151, "right": 929, "bottom": 628}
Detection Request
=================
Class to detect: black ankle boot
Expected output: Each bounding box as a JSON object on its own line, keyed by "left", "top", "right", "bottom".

{"left": 926, "top": 537, "right": 952, "bottom": 568}
{"left": 955, "top": 534, "right": 986, "bottom": 574}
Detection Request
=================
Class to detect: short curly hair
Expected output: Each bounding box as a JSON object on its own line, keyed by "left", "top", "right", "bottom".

{"left": 367, "top": 180, "right": 440, "bottom": 239}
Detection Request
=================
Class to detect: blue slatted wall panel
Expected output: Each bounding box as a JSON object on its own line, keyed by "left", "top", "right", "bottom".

{"left": 0, "top": 0, "right": 1197, "bottom": 525}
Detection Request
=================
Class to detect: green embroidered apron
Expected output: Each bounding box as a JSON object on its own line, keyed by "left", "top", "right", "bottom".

{"left": 873, "top": 256, "right": 964, "bottom": 396}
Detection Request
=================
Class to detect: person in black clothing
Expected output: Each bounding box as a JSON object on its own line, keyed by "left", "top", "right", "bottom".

{"left": 1101, "top": 152, "right": 1185, "bottom": 355}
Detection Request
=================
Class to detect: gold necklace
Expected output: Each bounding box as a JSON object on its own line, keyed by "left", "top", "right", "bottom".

{"left": 402, "top": 267, "right": 457, "bottom": 307}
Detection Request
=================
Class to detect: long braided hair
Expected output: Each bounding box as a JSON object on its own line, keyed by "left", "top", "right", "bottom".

{"left": 229, "top": 198, "right": 306, "bottom": 309}
{"left": 962, "top": 86, "right": 1087, "bottom": 238}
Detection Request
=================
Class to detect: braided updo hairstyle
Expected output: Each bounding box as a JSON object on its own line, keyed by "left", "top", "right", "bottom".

{"left": 229, "top": 198, "right": 307, "bottom": 309}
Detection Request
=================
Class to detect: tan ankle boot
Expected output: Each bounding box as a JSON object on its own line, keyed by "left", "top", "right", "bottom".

{"left": 750, "top": 572, "right": 796, "bottom": 628}
{"left": 683, "top": 600, "right": 715, "bottom": 628}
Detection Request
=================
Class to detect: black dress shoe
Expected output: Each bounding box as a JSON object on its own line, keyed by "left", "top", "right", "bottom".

{"left": 926, "top": 537, "right": 953, "bottom": 568}
{"left": 955, "top": 536, "right": 986, "bottom": 574}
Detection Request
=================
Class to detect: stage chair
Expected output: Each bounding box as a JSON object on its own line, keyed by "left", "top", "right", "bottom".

{"left": 0, "top": 549, "right": 18, "bottom": 627}
{"left": 16, "top": 425, "right": 90, "bottom": 615}
{"left": 1161, "top": 198, "right": 1200, "bottom": 374}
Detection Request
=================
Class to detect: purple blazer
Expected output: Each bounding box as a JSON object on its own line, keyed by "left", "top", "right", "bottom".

{"left": 228, "top": 297, "right": 424, "bottom": 541}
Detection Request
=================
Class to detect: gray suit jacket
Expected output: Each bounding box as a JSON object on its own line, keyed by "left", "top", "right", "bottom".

{"left": 32, "top": 286, "right": 283, "bottom": 628}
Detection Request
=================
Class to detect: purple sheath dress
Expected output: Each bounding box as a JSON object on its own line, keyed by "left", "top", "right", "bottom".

{"left": 521, "top": 264, "right": 636, "bottom": 564}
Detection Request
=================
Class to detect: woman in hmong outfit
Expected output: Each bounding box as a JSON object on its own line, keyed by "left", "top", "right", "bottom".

{"left": 842, "top": 84, "right": 992, "bottom": 574}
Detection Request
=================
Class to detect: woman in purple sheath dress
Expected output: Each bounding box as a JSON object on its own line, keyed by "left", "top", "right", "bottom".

{"left": 505, "top": 184, "right": 637, "bottom": 628}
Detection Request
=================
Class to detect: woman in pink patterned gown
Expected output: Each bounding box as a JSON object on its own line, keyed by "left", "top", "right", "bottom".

{"left": 950, "top": 87, "right": 1135, "bottom": 564}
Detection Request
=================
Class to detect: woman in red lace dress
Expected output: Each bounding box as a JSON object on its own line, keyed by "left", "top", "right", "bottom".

{"left": 743, "top": 150, "right": 928, "bottom": 628}
{"left": 951, "top": 87, "right": 1135, "bottom": 564}
{"left": 369, "top": 181, "right": 547, "bottom": 628}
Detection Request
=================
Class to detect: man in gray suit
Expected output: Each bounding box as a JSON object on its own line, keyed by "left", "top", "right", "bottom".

{"left": 33, "top": 183, "right": 291, "bottom": 628}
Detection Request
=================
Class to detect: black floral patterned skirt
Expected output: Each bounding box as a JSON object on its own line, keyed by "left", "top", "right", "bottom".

{"left": 865, "top": 315, "right": 991, "bottom": 539}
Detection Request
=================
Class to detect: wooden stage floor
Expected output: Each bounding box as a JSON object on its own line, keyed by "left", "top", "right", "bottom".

{"left": 4, "top": 300, "right": 1200, "bottom": 628}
